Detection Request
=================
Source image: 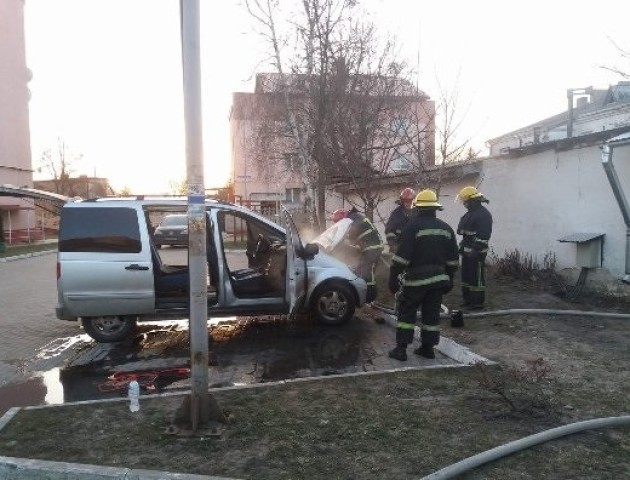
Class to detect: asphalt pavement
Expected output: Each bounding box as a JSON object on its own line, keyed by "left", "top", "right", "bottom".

{"left": 0, "top": 252, "right": 79, "bottom": 388}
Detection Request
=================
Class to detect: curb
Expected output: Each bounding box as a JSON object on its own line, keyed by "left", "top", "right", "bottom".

{"left": 370, "top": 305, "right": 494, "bottom": 366}
{"left": 0, "top": 248, "right": 57, "bottom": 263}
{"left": 0, "top": 456, "right": 240, "bottom": 479}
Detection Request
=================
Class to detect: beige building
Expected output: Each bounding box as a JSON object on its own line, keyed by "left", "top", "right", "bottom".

{"left": 230, "top": 72, "right": 435, "bottom": 217}
{"left": 0, "top": 0, "right": 34, "bottom": 236}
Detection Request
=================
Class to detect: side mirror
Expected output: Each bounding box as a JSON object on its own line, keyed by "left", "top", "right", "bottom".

{"left": 300, "top": 243, "right": 319, "bottom": 260}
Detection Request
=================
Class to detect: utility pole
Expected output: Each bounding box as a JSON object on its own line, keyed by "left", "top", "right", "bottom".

{"left": 180, "top": 0, "right": 209, "bottom": 429}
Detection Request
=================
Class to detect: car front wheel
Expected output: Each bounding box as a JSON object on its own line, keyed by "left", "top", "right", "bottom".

{"left": 311, "top": 281, "right": 356, "bottom": 326}
{"left": 81, "top": 315, "right": 137, "bottom": 343}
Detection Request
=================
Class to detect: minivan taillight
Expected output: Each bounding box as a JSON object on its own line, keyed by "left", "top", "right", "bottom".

{"left": 56, "top": 261, "right": 61, "bottom": 280}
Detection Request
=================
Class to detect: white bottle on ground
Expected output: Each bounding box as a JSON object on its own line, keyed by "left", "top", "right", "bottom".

{"left": 128, "top": 380, "right": 140, "bottom": 412}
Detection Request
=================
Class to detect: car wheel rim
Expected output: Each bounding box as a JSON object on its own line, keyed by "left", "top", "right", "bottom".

{"left": 93, "top": 316, "right": 126, "bottom": 335}
{"left": 317, "top": 290, "right": 348, "bottom": 322}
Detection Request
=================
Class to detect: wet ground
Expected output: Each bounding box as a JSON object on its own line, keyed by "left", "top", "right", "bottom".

{"left": 0, "top": 249, "right": 467, "bottom": 417}
{"left": 0, "top": 311, "right": 460, "bottom": 415}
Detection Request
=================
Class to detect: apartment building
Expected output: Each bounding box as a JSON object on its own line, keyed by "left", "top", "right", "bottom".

{"left": 230, "top": 72, "right": 435, "bottom": 216}
{"left": 0, "top": 0, "right": 33, "bottom": 235}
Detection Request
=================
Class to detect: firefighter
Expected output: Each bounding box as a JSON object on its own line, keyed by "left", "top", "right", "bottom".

{"left": 456, "top": 186, "right": 493, "bottom": 310}
{"left": 385, "top": 187, "right": 415, "bottom": 253}
{"left": 388, "top": 190, "right": 459, "bottom": 361}
{"left": 331, "top": 207, "right": 384, "bottom": 303}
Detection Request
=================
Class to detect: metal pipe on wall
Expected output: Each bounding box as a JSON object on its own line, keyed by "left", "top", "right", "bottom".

{"left": 601, "top": 141, "right": 630, "bottom": 283}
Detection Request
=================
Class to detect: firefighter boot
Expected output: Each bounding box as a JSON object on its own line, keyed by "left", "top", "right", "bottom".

{"left": 414, "top": 344, "right": 435, "bottom": 359}
{"left": 388, "top": 344, "right": 408, "bottom": 361}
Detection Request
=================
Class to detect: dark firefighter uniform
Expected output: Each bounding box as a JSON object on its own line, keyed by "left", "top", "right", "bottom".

{"left": 385, "top": 203, "right": 412, "bottom": 252}
{"left": 457, "top": 188, "right": 493, "bottom": 308}
{"left": 346, "top": 208, "right": 384, "bottom": 303}
{"left": 388, "top": 190, "right": 459, "bottom": 361}
{"left": 385, "top": 188, "right": 415, "bottom": 251}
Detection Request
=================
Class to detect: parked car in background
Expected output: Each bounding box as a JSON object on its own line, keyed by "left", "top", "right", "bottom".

{"left": 153, "top": 213, "right": 188, "bottom": 248}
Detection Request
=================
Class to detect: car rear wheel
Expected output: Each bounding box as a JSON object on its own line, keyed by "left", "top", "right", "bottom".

{"left": 81, "top": 315, "right": 137, "bottom": 343}
{"left": 311, "top": 281, "right": 356, "bottom": 326}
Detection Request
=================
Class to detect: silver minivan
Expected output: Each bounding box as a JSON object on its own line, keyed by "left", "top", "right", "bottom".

{"left": 55, "top": 198, "right": 367, "bottom": 342}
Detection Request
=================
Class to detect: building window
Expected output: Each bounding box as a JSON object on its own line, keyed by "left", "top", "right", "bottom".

{"left": 285, "top": 188, "right": 302, "bottom": 203}
{"left": 391, "top": 118, "right": 410, "bottom": 136}
{"left": 283, "top": 153, "right": 301, "bottom": 170}
{"left": 391, "top": 156, "right": 412, "bottom": 172}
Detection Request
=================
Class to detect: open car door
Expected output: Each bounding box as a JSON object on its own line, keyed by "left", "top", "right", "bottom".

{"left": 283, "top": 208, "right": 307, "bottom": 314}
{"left": 0, "top": 184, "right": 70, "bottom": 215}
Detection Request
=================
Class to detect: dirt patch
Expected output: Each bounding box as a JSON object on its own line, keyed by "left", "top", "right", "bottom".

{"left": 1, "top": 267, "right": 630, "bottom": 479}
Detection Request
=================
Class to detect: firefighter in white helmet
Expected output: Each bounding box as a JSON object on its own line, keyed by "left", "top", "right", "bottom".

{"left": 385, "top": 187, "right": 415, "bottom": 253}
{"left": 388, "top": 189, "right": 459, "bottom": 361}
{"left": 456, "top": 186, "right": 493, "bottom": 309}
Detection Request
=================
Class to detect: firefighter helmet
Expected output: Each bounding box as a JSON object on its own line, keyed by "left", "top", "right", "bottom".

{"left": 399, "top": 187, "right": 415, "bottom": 202}
{"left": 456, "top": 186, "right": 484, "bottom": 202}
{"left": 330, "top": 209, "right": 348, "bottom": 223}
{"left": 413, "top": 189, "right": 443, "bottom": 209}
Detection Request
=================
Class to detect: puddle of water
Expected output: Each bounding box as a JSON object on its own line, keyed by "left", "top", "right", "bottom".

{"left": 0, "top": 368, "right": 63, "bottom": 416}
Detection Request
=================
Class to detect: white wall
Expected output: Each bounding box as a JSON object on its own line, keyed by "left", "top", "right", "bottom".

{"left": 333, "top": 141, "right": 630, "bottom": 290}
{"left": 439, "top": 144, "right": 630, "bottom": 281}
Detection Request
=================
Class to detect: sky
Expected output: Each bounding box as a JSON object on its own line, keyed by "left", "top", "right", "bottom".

{"left": 24, "top": 0, "right": 630, "bottom": 194}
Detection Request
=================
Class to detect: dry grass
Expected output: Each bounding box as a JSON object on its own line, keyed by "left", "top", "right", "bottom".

{"left": 1, "top": 365, "right": 629, "bottom": 480}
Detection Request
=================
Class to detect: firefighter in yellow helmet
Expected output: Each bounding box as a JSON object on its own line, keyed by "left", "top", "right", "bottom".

{"left": 384, "top": 187, "right": 415, "bottom": 252}
{"left": 456, "top": 186, "right": 493, "bottom": 309}
{"left": 388, "top": 189, "right": 459, "bottom": 361}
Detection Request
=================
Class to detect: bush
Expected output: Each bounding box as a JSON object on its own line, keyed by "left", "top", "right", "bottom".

{"left": 473, "top": 358, "right": 556, "bottom": 414}
{"left": 490, "top": 249, "right": 557, "bottom": 280}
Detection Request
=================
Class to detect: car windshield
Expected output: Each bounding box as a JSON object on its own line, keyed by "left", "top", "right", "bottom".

{"left": 160, "top": 215, "right": 187, "bottom": 227}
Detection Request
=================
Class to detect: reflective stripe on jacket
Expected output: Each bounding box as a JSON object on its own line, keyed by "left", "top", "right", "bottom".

{"left": 391, "top": 212, "right": 459, "bottom": 288}
{"left": 457, "top": 203, "right": 493, "bottom": 255}
{"left": 347, "top": 211, "right": 383, "bottom": 252}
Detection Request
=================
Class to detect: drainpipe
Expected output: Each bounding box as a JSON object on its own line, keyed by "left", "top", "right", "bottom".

{"left": 601, "top": 142, "right": 630, "bottom": 284}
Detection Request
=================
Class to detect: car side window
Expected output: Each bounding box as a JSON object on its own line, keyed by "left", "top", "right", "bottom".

{"left": 217, "top": 211, "right": 284, "bottom": 271}
{"left": 59, "top": 207, "right": 141, "bottom": 253}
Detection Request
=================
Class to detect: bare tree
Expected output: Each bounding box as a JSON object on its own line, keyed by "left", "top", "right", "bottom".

{"left": 392, "top": 73, "right": 479, "bottom": 197}
{"left": 322, "top": 33, "right": 432, "bottom": 220}
{"left": 38, "top": 138, "right": 82, "bottom": 195}
{"left": 245, "top": 0, "right": 344, "bottom": 230}
{"left": 245, "top": 0, "right": 424, "bottom": 227}
{"left": 601, "top": 38, "right": 630, "bottom": 79}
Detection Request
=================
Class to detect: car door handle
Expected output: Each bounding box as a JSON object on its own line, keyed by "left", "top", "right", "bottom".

{"left": 125, "top": 264, "right": 149, "bottom": 271}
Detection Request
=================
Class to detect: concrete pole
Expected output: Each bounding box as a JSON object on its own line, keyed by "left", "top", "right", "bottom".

{"left": 180, "top": 0, "right": 209, "bottom": 428}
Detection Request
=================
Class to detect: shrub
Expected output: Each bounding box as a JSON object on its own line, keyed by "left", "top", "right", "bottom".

{"left": 473, "top": 358, "right": 556, "bottom": 414}
{"left": 490, "top": 248, "right": 557, "bottom": 280}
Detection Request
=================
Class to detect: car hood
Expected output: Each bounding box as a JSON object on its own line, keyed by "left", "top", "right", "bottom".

{"left": 307, "top": 248, "right": 356, "bottom": 275}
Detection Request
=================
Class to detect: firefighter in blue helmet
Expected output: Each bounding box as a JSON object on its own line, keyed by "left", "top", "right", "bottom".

{"left": 385, "top": 187, "right": 415, "bottom": 252}
{"left": 331, "top": 207, "right": 383, "bottom": 303}
{"left": 456, "top": 186, "right": 493, "bottom": 310}
{"left": 388, "top": 190, "right": 459, "bottom": 361}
